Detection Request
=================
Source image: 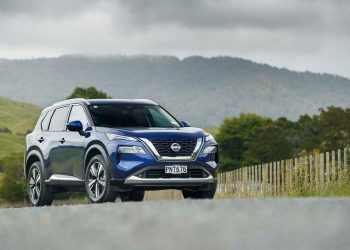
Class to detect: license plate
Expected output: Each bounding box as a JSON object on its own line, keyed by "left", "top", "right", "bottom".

{"left": 165, "top": 165, "right": 187, "bottom": 174}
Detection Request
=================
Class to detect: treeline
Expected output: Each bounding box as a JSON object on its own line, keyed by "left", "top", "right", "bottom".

{"left": 217, "top": 106, "right": 350, "bottom": 172}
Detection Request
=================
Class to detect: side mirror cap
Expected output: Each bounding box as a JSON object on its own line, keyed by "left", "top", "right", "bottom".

{"left": 180, "top": 120, "right": 191, "bottom": 127}
{"left": 67, "top": 120, "right": 83, "bottom": 132}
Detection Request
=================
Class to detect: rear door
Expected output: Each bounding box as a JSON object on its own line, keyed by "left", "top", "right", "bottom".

{"left": 46, "top": 106, "right": 71, "bottom": 176}
{"left": 59, "top": 104, "right": 90, "bottom": 179}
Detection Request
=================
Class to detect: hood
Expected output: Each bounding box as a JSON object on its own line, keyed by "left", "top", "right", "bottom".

{"left": 96, "top": 127, "right": 207, "bottom": 139}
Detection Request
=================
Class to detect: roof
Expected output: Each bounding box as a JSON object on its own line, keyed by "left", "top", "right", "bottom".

{"left": 42, "top": 98, "right": 158, "bottom": 113}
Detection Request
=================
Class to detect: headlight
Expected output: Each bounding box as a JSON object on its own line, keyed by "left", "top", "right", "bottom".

{"left": 205, "top": 134, "right": 215, "bottom": 142}
{"left": 106, "top": 133, "right": 137, "bottom": 141}
{"left": 203, "top": 145, "right": 217, "bottom": 154}
{"left": 118, "top": 146, "right": 146, "bottom": 154}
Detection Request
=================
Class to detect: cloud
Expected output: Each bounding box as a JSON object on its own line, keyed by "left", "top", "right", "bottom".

{"left": 0, "top": 0, "right": 349, "bottom": 78}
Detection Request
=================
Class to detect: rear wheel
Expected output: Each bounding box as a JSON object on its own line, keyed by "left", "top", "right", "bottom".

{"left": 182, "top": 183, "right": 217, "bottom": 199}
{"left": 120, "top": 190, "right": 145, "bottom": 202}
{"left": 28, "top": 162, "right": 54, "bottom": 206}
{"left": 85, "top": 155, "right": 117, "bottom": 203}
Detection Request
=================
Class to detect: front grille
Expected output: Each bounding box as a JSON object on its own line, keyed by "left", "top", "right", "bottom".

{"left": 149, "top": 138, "right": 197, "bottom": 157}
{"left": 136, "top": 168, "right": 209, "bottom": 179}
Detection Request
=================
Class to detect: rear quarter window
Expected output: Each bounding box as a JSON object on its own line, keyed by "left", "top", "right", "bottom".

{"left": 41, "top": 110, "right": 54, "bottom": 131}
{"left": 49, "top": 106, "right": 70, "bottom": 131}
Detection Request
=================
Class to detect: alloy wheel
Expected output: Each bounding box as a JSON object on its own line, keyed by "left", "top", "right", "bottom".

{"left": 88, "top": 162, "right": 106, "bottom": 199}
{"left": 29, "top": 167, "right": 41, "bottom": 203}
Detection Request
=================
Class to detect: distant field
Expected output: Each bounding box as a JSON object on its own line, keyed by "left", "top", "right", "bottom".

{"left": 0, "top": 97, "right": 41, "bottom": 135}
{"left": 0, "top": 97, "right": 40, "bottom": 161}
{"left": 0, "top": 132, "right": 25, "bottom": 159}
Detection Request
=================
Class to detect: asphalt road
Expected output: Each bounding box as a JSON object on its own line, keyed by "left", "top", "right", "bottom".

{"left": 0, "top": 198, "right": 349, "bottom": 250}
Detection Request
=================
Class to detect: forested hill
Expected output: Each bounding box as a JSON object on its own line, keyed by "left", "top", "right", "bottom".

{"left": 0, "top": 55, "right": 349, "bottom": 126}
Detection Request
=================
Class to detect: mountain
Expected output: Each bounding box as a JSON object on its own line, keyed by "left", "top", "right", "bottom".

{"left": 0, "top": 97, "right": 40, "bottom": 159}
{"left": 0, "top": 55, "right": 350, "bottom": 126}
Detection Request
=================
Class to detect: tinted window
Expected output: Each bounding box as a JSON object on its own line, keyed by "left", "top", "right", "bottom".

{"left": 41, "top": 110, "right": 54, "bottom": 131}
{"left": 88, "top": 104, "right": 180, "bottom": 128}
{"left": 68, "top": 105, "right": 89, "bottom": 131}
{"left": 49, "top": 106, "right": 70, "bottom": 131}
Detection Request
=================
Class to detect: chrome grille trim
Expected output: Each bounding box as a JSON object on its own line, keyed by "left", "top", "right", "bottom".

{"left": 139, "top": 137, "right": 203, "bottom": 162}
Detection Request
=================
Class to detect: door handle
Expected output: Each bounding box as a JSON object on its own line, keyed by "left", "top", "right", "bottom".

{"left": 59, "top": 138, "right": 65, "bottom": 144}
{"left": 38, "top": 137, "right": 44, "bottom": 143}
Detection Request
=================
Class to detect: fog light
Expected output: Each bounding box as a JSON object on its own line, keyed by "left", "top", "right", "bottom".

{"left": 118, "top": 146, "right": 146, "bottom": 154}
{"left": 203, "top": 146, "right": 217, "bottom": 154}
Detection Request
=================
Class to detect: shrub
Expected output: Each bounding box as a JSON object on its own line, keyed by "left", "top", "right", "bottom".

{"left": 0, "top": 153, "right": 26, "bottom": 201}
{"left": 0, "top": 127, "right": 12, "bottom": 134}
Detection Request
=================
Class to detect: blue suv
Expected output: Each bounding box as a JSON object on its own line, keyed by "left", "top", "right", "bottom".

{"left": 24, "top": 99, "right": 218, "bottom": 206}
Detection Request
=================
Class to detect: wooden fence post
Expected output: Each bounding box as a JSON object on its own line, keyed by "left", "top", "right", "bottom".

{"left": 286, "top": 159, "right": 292, "bottom": 192}
{"left": 337, "top": 149, "right": 341, "bottom": 180}
{"left": 277, "top": 161, "right": 281, "bottom": 195}
{"left": 263, "top": 163, "right": 267, "bottom": 196}
{"left": 269, "top": 162, "right": 272, "bottom": 196}
{"left": 331, "top": 151, "right": 336, "bottom": 182}
{"left": 309, "top": 155, "right": 314, "bottom": 185}
{"left": 344, "top": 148, "right": 348, "bottom": 171}
{"left": 281, "top": 160, "right": 285, "bottom": 194}
{"left": 273, "top": 162, "right": 276, "bottom": 196}
{"left": 294, "top": 158, "right": 298, "bottom": 189}
{"left": 320, "top": 153, "right": 325, "bottom": 189}
{"left": 315, "top": 153, "right": 319, "bottom": 193}
{"left": 326, "top": 152, "right": 330, "bottom": 183}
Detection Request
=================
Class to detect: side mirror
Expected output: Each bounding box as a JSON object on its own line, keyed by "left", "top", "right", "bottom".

{"left": 180, "top": 120, "right": 191, "bottom": 127}
{"left": 67, "top": 120, "right": 83, "bottom": 132}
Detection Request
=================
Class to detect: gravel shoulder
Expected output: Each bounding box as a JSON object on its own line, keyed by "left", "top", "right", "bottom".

{"left": 0, "top": 198, "right": 349, "bottom": 250}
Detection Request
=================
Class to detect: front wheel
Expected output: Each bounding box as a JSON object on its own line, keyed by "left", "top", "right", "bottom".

{"left": 182, "top": 183, "right": 217, "bottom": 199}
{"left": 28, "top": 162, "right": 54, "bottom": 206}
{"left": 85, "top": 155, "right": 117, "bottom": 203}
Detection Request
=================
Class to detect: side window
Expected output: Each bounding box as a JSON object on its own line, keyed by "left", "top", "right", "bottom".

{"left": 41, "top": 110, "right": 54, "bottom": 131}
{"left": 68, "top": 105, "right": 89, "bottom": 131}
{"left": 49, "top": 106, "right": 70, "bottom": 131}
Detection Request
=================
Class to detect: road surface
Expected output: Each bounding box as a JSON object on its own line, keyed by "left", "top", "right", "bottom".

{"left": 0, "top": 198, "right": 349, "bottom": 250}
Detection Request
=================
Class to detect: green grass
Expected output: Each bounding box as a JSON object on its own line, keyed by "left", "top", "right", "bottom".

{"left": 0, "top": 97, "right": 41, "bottom": 135}
{"left": 0, "top": 97, "right": 40, "bottom": 161}
{"left": 0, "top": 132, "right": 25, "bottom": 159}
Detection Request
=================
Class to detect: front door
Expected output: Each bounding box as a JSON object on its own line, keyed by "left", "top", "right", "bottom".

{"left": 59, "top": 104, "right": 90, "bottom": 180}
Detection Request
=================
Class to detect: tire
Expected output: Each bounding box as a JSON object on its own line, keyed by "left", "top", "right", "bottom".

{"left": 120, "top": 190, "right": 145, "bottom": 202}
{"left": 85, "top": 155, "right": 117, "bottom": 203}
{"left": 28, "top": 162, "right": 54, "bottom": 206}
{"left": 182, "top": 183, "right": 217, "bottom": 199}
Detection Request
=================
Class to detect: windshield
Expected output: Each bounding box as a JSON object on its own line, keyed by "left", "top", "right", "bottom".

{"left": 88, "top": 104, "right": 181, "bottom": 128}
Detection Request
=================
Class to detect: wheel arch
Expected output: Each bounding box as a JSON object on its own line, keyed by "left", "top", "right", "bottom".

{"left": 25, "top": 147, "right": 44, "bottom": 179}
{"left": 84, "top": 141, "right": 111, "bottom": 172}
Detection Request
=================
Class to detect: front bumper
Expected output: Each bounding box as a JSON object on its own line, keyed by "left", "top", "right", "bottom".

{"left": 106, "top": 136, "right": 218, "bottom": 190}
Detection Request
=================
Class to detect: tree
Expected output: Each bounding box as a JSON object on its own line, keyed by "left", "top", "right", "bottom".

{"left": 67, "top": 86, "right": 111, "bottom": 99}
{"left": 216, "top": 113, "right": 271, "bottom": 171}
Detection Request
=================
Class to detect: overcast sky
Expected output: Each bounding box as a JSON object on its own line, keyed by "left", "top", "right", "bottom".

{"left": 0, "top": 0, "right": 349, "bottom": 78}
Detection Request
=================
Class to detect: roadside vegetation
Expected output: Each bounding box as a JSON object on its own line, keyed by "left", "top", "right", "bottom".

{"left": 217, "top": 107, "right": 350, "bottom": 172}
{"left": 287, "top": 165, "right": 350, "bottom": 197}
